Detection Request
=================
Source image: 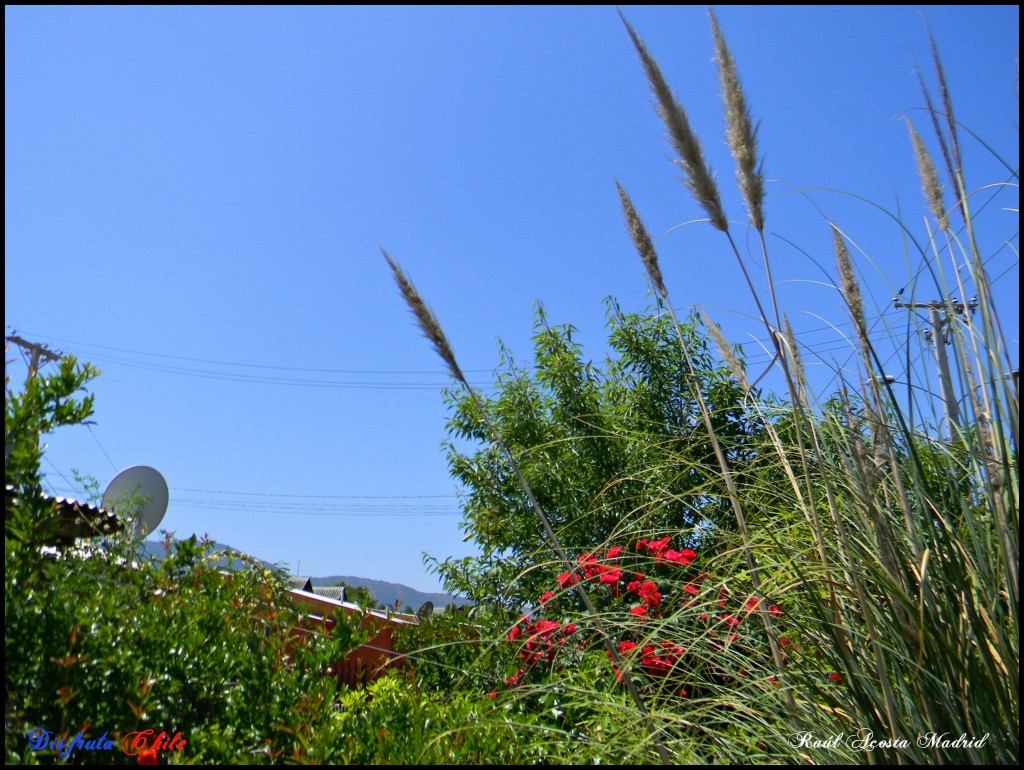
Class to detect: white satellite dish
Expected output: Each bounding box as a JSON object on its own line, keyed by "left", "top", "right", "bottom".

{"left": 101, "top": 466, "right": 169, "bottom": 540}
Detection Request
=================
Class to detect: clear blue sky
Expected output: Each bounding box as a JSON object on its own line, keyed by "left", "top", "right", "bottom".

{"left": 6, "top": 6, "right": 1018, "bottom": 592}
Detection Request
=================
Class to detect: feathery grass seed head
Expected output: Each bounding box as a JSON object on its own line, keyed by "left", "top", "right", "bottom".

{"left": 927, "top": 24, "right": 962, "bottom": 174}
{"left": 701, "top": 310, "right": 750, "bottom": 391}
{"left": 905, "top": 119, "right": 949, "bottom": 231}
{"left": 381, "top": 249, "right": 466, "bottom": 385}
{"left": 616, "top": 181, "right": 667, "bottom": 299}
{"left": 781, "top": 315, "right": 806, "bottom": 394}
{"left": 832, "top": 226, "right": 869, "bottom": 348}
{"left": 620, "top": 11, "right": 728, "bottom": 232}
{"left": 709, "top": 8, "right": 765, "bottom": 232}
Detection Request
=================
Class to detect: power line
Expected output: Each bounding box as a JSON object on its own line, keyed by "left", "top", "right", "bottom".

{"left": 174, "top": 504, "right": 461, "bottom": 518}
{"left": 16, "top": 317, "right": 903, "bottom": 390}
{"left": 58, "top": 352, "right": 489, "bottom": 390}
{"left": 16, "top": 309, "right": 981, "bottom": 402}
{"left": 43, "top": 483, "right": 463, "bottom": 517}
{"left": 86, "top": 424, "right": 120, "bottom": 474}
{"left": 171, "top": 486, "right": 457, "bottom": 499}
{"left": 13, "top": 331, "right": 499, "bottom": 376}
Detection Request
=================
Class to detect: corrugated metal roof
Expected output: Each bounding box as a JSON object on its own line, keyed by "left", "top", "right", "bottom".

{"left": 313, "top": 586, "right": 347, "bottom": 601}
{"left": 285, "top": 575, "right": 314, "bottom": 592}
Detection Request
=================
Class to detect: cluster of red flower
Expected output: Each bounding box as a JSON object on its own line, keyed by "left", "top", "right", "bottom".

{"left": 616, "top": 640, "right": 688, "bottom": 677}
{"left": 507, "top": 617, "right": 579, "bottom": 667}
{"left": 497, "top": 537, "right": 843, "bottom": 697}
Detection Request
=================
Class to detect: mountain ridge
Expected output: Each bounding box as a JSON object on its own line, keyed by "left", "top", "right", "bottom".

{"left": 310, "top": 575, "right": 472, "bottom": 611}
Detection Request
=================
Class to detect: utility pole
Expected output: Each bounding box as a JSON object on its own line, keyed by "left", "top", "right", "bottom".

{"left": 5, "top": 333, "right": 64, "bottom": 458}
{"left": 893, "top": 297, "right": 978, "bottom": 438}
{"left": 6, "top": 333, "right": 62, "bottom": 383}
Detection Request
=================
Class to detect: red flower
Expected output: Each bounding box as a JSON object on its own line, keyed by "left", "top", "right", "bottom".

{"left": 641, "top": 651, "right": 672, "bottom": 675}
{"left": 557, "top": 571, "right": 578, "bottom": 588}
{"left": 532, "top": 619, "right": 561, "bottom": 637}
{"left": 661, "top": 549, "right": 694, "bottom": 566}
{"left": 508, "top": 625, "right": 521, "bottom": 642}
{"left": 540, "top": 591, "right": 555, "bottom": 605}
{"left": 629, "top": 604, "right": 648, "bottom": 618}
{"left": 562, "top": 624, "right": 578, "bottom": 636}
{"left": 619, "top": 641, "right": 637, "bottom": 655}
{"left": 626, "top": 580, "right": 642, "bottom": 596}
{"left": 606, "top": 546, "right": 623, "bottom": 559}
{"left": 745, "top": 597, "right": 761, "bottom": 612}
{"left": 646, "top": 537, "right": 671, "bottom": 555}
{"left": 137, "top": 748, "right": 159, "bottom": 766}
{"left": 684, "top": 584, "right": 699, "bottom": 596}
{"left": 721, "top": 615, "right": 740, "bottom": 627}
{"left": 578, "top": 553, "right": 600, "bottom": 579}
{"left": 768, "top": 605, "right": 784, "bottom": 618}
{"left": 829, "top": 672, "right": 843, "bottom": 685}
{"left": 639, "top": 581, "right": 662, "bottom": 608}
{"left": 598, "top": 568, "right": 623, "bottom": 585}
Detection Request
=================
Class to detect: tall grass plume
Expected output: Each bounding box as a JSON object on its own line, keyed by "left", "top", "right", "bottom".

{"left": 709, "top": 7, "right": 765, "bottom": 232}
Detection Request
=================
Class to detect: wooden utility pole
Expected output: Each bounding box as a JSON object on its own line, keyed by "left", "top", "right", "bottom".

{"left": 6, "top": 333, "right": 62, "bottom": 383}
{"left": 5, "top": 333, "right": 64, "bottom": 457}
{"left": 893, "top": 298, "right": 977, "bottom": 438}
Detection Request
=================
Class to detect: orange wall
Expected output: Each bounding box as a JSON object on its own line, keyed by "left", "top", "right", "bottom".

{"left": 287, "top": 590, "right": 417, "bottom": 688}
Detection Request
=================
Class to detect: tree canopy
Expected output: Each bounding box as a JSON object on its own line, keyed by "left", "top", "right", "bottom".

{"left": 431, "top": 300, "right": 762, "bottom": 607}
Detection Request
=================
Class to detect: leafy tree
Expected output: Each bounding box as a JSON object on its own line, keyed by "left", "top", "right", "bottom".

{"left": 5, "top": 357, "right": 98, "bottom": 548}
{"left": 431, "top": 300, "right": 761, "bottom": 607}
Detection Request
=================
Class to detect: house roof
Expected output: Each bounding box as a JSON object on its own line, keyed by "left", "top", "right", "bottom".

{"left": 285, "top": 575, "right": 314, "bottom": 592}
{"left": 287, "top": 588, "right": 419, "bottom": 626}
{"left": 313, "top": 586, "right": 347, "bottom": 601}
{"left": 5, "top": 485, "right": 125, "bottom": 543}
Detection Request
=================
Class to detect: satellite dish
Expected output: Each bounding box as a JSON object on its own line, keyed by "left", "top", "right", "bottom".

{"left": 101, "top": 466, "right": 168, "bottom": 540}
{"left": 416, "top": 601, "right": 434, "bottom": 623}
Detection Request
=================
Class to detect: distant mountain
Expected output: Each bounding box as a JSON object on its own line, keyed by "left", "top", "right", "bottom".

{"left": 311, "top": 575, "right": 472, "bottom": 611}
{"left": 138, "top": 539, "right": 278, "bottom": 571}
{"left": 138, "top": 540, "right": 470, "bottom": 609}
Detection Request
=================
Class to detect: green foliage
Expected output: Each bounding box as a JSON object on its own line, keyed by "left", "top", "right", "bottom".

{"left": 4, "top": 363, "right": 366, "bottom": 764}
{"left": 434, "top": 301, "right": 759, "bottom": 608}
{"left": 325, "top": 673, "right": 573, "bottom": 764}
{"left": 393, "top": 604, "right": 503, "bottom": 694}
{"left": 5, "top": 358, "right": 98, "bottom": 547}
